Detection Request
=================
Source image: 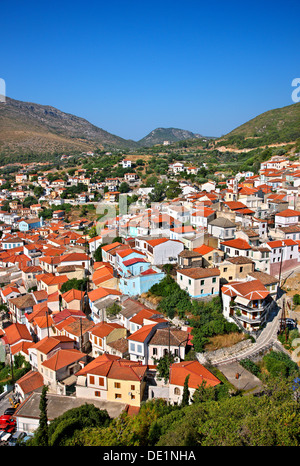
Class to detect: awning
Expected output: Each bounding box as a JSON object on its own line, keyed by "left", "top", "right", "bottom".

{"left": 235, "top": 295, "right": 250, "bottom": 306}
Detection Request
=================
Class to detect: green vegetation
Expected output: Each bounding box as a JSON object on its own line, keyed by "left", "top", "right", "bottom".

{"left": 28, "top": 401, "right": 110, "bottom": 446}
{"left": 222, "top": 102, "right": 300, "bottom": 144}
{"left": 27, "top": 375, "right": 300, "bottom": 446}
{"left": 60, "top": 278, "right": 88, "bottom": 293}
{"left": 148, "top": 276, "right": 240, "bottom": 351}
{"left": 0, "top": 355, "right": 31, "bottom": 394}
{"left": 240, "top": 350, "right": 300, "bottom": 379}
{"left": 149, "top": 275, "right": 192, "bottom": 319}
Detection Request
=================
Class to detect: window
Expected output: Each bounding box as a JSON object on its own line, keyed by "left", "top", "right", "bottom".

{"left": 130, "top": 343, "right": 135, "bottom": 352}
{"left": 212, "top": 277, "right": 216, "bottom": 283}
{"left": 223, "top": 267, "right": 227, "bottom": 272}
{"left": 200, "top": 279, "right": 205, "bottom": 285}
{"left": 99, "top": 377, "right": 105, "bottom": 387}
{"left": 188, "top": 279, "right": 191, "bottom": 285}
{"left": 114, "top": 382, "right": 121, "bottom": 389}
{"left": 131, "top": 385, "right": 135, "bottom": 391}
{"left": 174, "top": 387, "right": 181, "bottom": 395}
{"left": 239, "top": 267, "right": 243, "bottom": 273}
{"left": 201, "top": 289, "right": 204, "bottom": 294}
{"left": 137, "top": 344, "right": 143, "bottom": 353}
{"left": 89, "top": 375, "right": 95, "bottom": 385}
{"left": 115, "top": 394, "right": 122, "bottom": 399}
{"left": 180, "top": 275, "right": 183, "bottom": 280}
{"left": 153, "top": 348, "right": 157, "bottom": 355}
{"left": 95, "top": 391, "right": 101, "bottom": 397}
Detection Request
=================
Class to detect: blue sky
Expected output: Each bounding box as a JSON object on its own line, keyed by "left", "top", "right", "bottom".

{"left": 1, "top": 0, "right": 298, "bottom": 140}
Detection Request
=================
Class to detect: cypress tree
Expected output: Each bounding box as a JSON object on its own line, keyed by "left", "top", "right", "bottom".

{"left": 181, "top": 375, "right": 190, "bottom": 407}
{"left": 36, "top": 385, "right": 49, "bottom": 446}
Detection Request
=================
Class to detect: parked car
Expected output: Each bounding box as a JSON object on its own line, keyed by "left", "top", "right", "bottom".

{"left": 4, "top": 407, "right": 16, "bottom": 416}
{"left": 19, "top": 433, "right": 34, "bottom": 446}
{"left": 0, "top": 431, "right": 12, "bottom": 444}
{"left": 0, "top": 415, "right": 16, "bottom": 433}
{"left": 8, "top": 431, "right": 27, "bottom": 446}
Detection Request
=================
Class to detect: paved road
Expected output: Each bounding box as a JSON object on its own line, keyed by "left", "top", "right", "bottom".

{"left": 213, "top": 302, "right": 282, "bottom": 366}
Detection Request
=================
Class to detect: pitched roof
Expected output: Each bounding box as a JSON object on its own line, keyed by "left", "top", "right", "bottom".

{"left": 193, "top": 244, "right": 215, "bottom": 256}
{"left": 31, "top": 335, "right": 74, "bottom": 354}
{"left": 149, "top": 328, "right": 189, "bottom": 347}
{"left": 42, "top": 348, "right": 86, "bottom": 371}
{"left": 88, "top": 286, "right": 121, "bottom": 303}
{"left": 221, "top": 238, "right": 252, "bottom": 250}
{"left": 127, "top": 324, "right": 157, "bottom": 342}
{"left": 221, "top": 279, "right": 269, "bottom": 300}
{"left": 178, "top": 267, "right": 220, "bottom": 279}
{"left": 208, "top": 217, "right": 236, "bottom": 228}
{"left": 4, "top": 323, "right": 33, "bottom": 346}
{"left": 62, "top": 288, "right": 85, "bottom": 303}
{"left": 276, "top": 209, "right": 300, "bottom": 217}
{"left": 8, "top": 293, "right": 36, "bottom": 310}
{"left": 169, "top": 361, "right": 221, "bottom": 388}
{"left": 15, "top": 370, "right": 44, "bottom": 395}
{"left": 89, "top": 321, "right": 125, "bottom": 339}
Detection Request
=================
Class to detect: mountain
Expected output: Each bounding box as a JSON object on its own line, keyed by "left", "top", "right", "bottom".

{"left": 137, "top": 127, "right": 203, "bottom": 147}
{"left": 0, "top": 97, "right": 139, "bottom": 159}
{"left": 221, "top": 102, "right": 300, "bottom": 145}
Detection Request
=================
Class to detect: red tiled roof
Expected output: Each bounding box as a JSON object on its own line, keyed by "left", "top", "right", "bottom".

{"left": 169, "top": 361, "right": 221, "bottom": 389}
{"left": 275, "top": 209, "right": 300, "bottom": 217}
{"left": 221, "top": 238, "right": 251, "bottom": 250}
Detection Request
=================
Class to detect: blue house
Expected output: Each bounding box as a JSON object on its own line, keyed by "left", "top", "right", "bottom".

{"left": 120, "top": 257, "right": 151, "bottom": 277}
{"left": 18, "top": 217, "right": 43, "bottom": 232}
{"left": 119, "top": 267, "right": 165, "bottom": 296}
{"left": 116, "top": 248, "right": 147, "bottom": 276}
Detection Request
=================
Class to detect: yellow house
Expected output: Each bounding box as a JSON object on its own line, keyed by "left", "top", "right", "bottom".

{"left": 107, "top": 368, "right": 147, "bottom": 408}
{"left": 37, "top": 274, "right": 69, "bottom": 294}
{"left": 75, "top": 354, "right": 147, "bottom": 408}
{"left": 61, "top": 288, "right": 85, "bottom": 311}
{"left": 89, "top": 321, "right": 127, "bottom": 357}
{"left": 217, "top": 256, "right": 254, "bottom": 284}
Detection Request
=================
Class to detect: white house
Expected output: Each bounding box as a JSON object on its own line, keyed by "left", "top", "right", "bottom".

{"left": 275, "top": 209, "right": 300, "bottom": 228}
{"left": 88, "top": 235, "right": 102, "bottom": 255}
{"left": 177, "top": 267, "right": 220, "bottom": 298}
{"left": 190, "top": 207, "right": 215, "bottom": 228}
{"left": 121, "top": 159, "right": 132, "bottom": 168}
{"left": 135, "top": 237, "right": 184, "bottom": 265}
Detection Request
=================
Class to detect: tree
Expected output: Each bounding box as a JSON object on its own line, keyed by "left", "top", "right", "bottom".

{"left": 48, "top": 404, "right": 111, "bottom": 446}
{"left": 60, "top": 278, "right": 88, "bottom": 294}
{"left": 31, "top": 385, "right": 49, "bottom": 446}
{"left": 106, "top": 302, "right": 121, "bottom": 319}
{"left": 154, "top": 353, "right": 175, "bottom": 383}
{"left": 119, "top": 181, "right": 130, "bottom": 193}
{"left": 148, "top": 182, "right": 166, "bottom": 203}
{"left": 181, "top": 375, "right": 190, "bottom": 407}
{"left": 165, "top": 181, "right": 182, "bottom": 199}
{"left": 94, "top": 244, "right": 107, "bottom": 262}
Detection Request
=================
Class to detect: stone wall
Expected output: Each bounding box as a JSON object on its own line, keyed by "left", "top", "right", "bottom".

{"left": 196, "top": 338, "right": 254, "bottom": 365}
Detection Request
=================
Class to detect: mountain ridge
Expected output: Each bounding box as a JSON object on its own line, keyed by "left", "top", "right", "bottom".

{"left": 137, "top": 127, "right": 204, "bottom": 147}
{"left": 0, "top": 96, "right": 299, "bottom": 162}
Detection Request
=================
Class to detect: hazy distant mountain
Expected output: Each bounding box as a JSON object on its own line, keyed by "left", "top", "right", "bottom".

{"left": 137, "top": 127, "right": 203, "bottom": 147}
{"left": 0, "top": 97, "right": 139, "bottom": 158}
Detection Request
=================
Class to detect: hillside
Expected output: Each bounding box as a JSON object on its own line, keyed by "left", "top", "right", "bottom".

{"left": 0, "top": 97, "right": 139, "bottom": 160}
{"left": 217, "top": 102, "right": 300, "bottom": 149}
{"left": 138, "top": 127, "right": 203, "bottom": 147}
